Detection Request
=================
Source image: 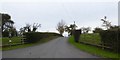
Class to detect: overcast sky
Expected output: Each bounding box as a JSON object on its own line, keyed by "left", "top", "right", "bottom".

{"left": 0, "top": 0, "right": 119, "bottom": 36}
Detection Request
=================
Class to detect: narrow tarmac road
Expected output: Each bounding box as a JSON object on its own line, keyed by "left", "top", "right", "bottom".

{"left": 3, "top": 37, "right": 99, "bottom": 58}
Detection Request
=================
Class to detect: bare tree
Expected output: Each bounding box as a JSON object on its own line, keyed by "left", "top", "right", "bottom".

{"left": 101, "top": 16, "right": 111, "bottom": 30}
{"left": 32, "top": 23, "right": 41, "bottom": 32}
{"left": 20, "top": 23, "right": 41, "bottom": 34}
{"left": 56, "top": 20, "right": 65, "bottom": 35}
{"left": 25, "top": 23, "right": 31, "bottom": 32}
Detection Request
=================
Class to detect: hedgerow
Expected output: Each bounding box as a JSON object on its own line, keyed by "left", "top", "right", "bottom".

{"left": 99, "top": 29, "right": 120, "bottom": 53}
{"left": 23, "top": 32, "right": 62, "bottom": 43}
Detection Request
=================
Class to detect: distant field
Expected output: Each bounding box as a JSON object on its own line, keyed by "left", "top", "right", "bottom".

{"left": 80, "top": 33, "right": 101, "bottom": 45}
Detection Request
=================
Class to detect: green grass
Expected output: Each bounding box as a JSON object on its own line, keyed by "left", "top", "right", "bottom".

{"left": 80, "top": 33, "right": 101, "bottom": 45}
{"left": 2, "top": 36, "right": 60, "bottom": 51}
{"left": 69, "top": 36, "right": 120, "bottom": 59}
{"left": 2, "top": 37, "right": 22, "bottom": 45}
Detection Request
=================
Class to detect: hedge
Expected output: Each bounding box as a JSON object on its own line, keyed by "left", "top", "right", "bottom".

{"left": 23, "top": 32, "right": 62, "bottom": 43}
{"left": 99, "top": 29, "right": 120, "bottom": 53}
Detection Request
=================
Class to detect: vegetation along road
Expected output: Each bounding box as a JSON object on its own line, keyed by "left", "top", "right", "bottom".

{"left": 3, "top": 37, "right": 99, "bottom": 58}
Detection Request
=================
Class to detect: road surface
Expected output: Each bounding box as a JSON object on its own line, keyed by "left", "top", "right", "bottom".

{"left": 3, "top": 37, "right": 99, "bottom": 58}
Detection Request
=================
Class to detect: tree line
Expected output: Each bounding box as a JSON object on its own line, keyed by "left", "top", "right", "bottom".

{"left": 56, "top": 16, "right": 119, "bottom": 36}
{"left": 0, "top": 13, "right": 41, "bottom": 37}
{"left": 1, "top": 13, "right": 119, "bottom": 37}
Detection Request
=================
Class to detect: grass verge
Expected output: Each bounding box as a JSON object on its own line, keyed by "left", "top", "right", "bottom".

{"left": 2, "top": 36, "right": 60, "bottom": 51}
{"left": 68, "top": 36, "right": 120, "bottom": 59}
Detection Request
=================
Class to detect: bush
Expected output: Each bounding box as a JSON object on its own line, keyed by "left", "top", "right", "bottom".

{"left": 23, "top": 32, "right": 62, "bottom": 43}
{"left": 99, "top": 29, "right": 120, "bottom": 53}
{"left": 2, "top": 30, "right": 9, "bottom": 37}
{"left": 93, "top": 27, "right": 103, "bottom": 33}
{"left": 2, "top": 29, "right": 18, "bottom": 37}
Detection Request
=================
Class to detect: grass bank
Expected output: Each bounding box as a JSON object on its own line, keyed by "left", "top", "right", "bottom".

{"left": 69, "top": 35, "right": 119, "bottom": 59}
{"left": 2, "top": 36, "right": 60, "bottom": 51}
